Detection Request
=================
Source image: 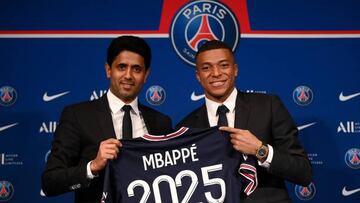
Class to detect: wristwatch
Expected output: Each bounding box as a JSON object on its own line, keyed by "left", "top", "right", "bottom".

{"left": 255, "top": 144, "right": 269, "bottom": 161}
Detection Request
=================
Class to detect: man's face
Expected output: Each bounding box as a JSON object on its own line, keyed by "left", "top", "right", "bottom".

{"left": 196, "top": 48, "right": 238, "bottom": 103}
{"left": 106, "top": 50, "right": 149, "bottom": 103}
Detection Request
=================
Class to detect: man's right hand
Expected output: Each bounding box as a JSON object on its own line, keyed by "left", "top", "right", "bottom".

{"left": 90, "top": 138, "right": 122, "bottom": 174}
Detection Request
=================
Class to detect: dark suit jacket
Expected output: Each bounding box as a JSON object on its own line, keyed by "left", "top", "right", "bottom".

{"left": 176, "top": 91, "right": 312, "bottom": 203}
{"left": 42, "top": 96, "right": 172, "bottom": 203}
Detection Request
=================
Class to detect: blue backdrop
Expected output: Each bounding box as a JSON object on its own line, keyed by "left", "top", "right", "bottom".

{"left": 0, "top": 0, "right": 359, "bottom": 202}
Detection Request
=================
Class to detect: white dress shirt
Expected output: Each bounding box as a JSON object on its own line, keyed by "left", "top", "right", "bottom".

{"left": 87, "top": 89, "right": 149, "bottom": 178}
{"left": 204, "top": 88, "right": 274, "bottom": 168}
{"left": 107, "top": 89, "right": 148, "bottom": 139}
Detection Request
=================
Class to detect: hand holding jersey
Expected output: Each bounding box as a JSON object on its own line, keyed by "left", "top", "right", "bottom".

{"left": 219, "top": 127, "right": 263, "bottom": 157}
{"left": 91, "top": 138, "right": 122, "bottom": 174}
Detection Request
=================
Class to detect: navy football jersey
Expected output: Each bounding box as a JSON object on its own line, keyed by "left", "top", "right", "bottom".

{"left": 102, "top": 127, "right": 257, "bottom": 203}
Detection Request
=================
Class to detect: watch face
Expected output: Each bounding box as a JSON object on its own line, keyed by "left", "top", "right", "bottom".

{"left": 258, "top": 148, "right": 266, "bottom": 156}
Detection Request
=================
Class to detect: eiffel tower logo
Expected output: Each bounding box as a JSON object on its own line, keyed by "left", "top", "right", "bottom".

{"left": 349, "top": 149, "right": 360, "bottom": 165}
{"left": 188, "top": 15, "right": 219, "bottom": 51}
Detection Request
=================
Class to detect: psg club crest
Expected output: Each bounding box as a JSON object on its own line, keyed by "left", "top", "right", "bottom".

{"left": 295, "top": 182, "right": 316, "bottom": 201}
{"left": 170, "top": 0, "right": 240, "bottom": 66}
{"left": 293, "top": 85, "right": 313, "bottom": 106}
{"left": 146, "top": 85, "right": 166, "bottom": 106}
{"left": 0, "top": 86, "right": 17, "bottom": 107}
{"left": 0, "top": 181, "right": 14, "bottom": 201}
{"left": 344, "top": 148, "right": 360, "bottom": 169}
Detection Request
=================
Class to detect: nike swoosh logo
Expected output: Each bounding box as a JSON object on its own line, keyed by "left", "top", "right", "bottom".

{"left": 43, "top": 91, "right": 70, "bottom": 102}
{"left": 0, "top": 123, "right": 18, "bottom": 132}
{"left": 297, "top": 122, "right": 316, "bottom": 131}
{"left": 191, "top": 92, "right": 205, "bottom": 101}
{"left": 342, "top": 186, "right": 360, "bottom": 196}
{"left": 40, "top": 189, "right": 46, "bottom": 197}
{"left": 339, "top": 91, "right": 360, "bottom": 102}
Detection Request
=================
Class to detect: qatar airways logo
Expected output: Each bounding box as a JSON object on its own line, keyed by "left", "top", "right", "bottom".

{"left": 170, "top": 0, "right": 239, "bottom": 66}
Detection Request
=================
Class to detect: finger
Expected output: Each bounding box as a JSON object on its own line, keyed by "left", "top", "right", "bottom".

{"left": 230, "top": 134, "right": 243, "bottom": 141}
{"left": 103, "top": 138, "right": 121, "bottom": 145}
{"left": 232, "top": 144, "right": 242, "bottom": 152}
{"left": 103, "top": 149, "right": 119, "bottom": 159}
{"left": 110, "top": 149, "right": 120, "bottom": 159}
{"left": 101, "top": 143, "right": 120, "bottom": 149}
{"left": 102, "top": 146, "right": 121, "bottom": 156}
{"left": 230, "top": 138, "right": 242, "bottom": 146}
{"left": 219, "top": 126, "right": 243, "bottom": 133}
{"left": 102, "top": 153, "right": 116, "bottom": 160}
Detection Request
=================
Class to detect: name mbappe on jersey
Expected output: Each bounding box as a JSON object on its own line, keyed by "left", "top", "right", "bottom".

{"left": 101, "top": 127, "right": 257, "bottom": 203}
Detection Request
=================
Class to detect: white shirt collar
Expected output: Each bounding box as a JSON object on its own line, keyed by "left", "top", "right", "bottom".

{"left": 205, "top": 88, "right": 237, "bottom": 117}
{"left": 107, "top": 89, "right": 139, "bottom": 115}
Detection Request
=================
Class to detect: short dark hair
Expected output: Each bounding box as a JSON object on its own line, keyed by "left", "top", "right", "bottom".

{"left": 107, "top": 35, "right": 151, "bottom": 70}
{"left": 195, "top": 40, "right": 233, "bottom": 60}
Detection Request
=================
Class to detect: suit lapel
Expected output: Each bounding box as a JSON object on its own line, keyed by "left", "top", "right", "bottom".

{"left": 234, "top": 91, "right": 251, "bottom": 129}
{"left": 95, "top": 96, "right": 117, "bottom": 139}
{"left": 196, "top": 104, "right": 211, "bottom": 128}
{"left": 138, "top": 104, "right": 154, "bottom": 134}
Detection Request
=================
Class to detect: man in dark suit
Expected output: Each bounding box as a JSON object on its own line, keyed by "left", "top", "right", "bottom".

{"left": 42, "top": 36, "right": 172, "bottom": 203}
{"left": 177, "top": 40, "right": 312, "bottom": 203}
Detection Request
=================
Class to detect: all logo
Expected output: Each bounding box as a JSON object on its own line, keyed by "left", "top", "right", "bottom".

{"left": 0, "top": 86, "right": 17, "bottom": 107}
{"left": 295, "top": 182, "right": 316, "bottom": 201}
{"left": 39, "top": 121, "right": 58, "bottom": 133}
{"left": 344, "top": 148, "right": 360, "bottom": 169}
{"left": 293, "top": 85, "right": 313, "bottom": 106}
{"left": 0, "top": 181, "right": 14, "bottom": 201}
{"left": 90, "top": 90, "right": 107, "bottom": 101}
{"left": 170, "top": 0, "right": 239, "bottom": 66}
{"left": 337, "top": 121, "right": 360, "bottom": 133}
{"left": 146, "top": 85, "right": 166, "bottom": 106}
